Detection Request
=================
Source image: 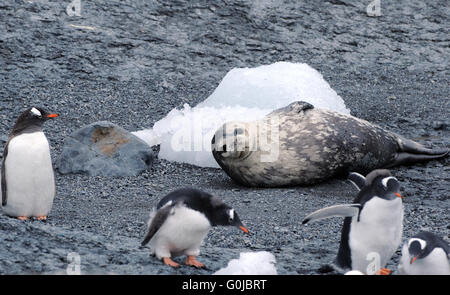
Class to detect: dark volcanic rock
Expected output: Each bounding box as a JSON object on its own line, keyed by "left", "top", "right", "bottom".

{"left": 57, "top": 121, "right": 154, "bottom": 176}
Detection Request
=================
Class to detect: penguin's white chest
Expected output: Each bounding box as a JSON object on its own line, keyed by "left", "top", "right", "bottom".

{"left": 1, "top": 132, "right": 55, "bottom": 217}
{"left": 399, "top": 245, "right": 450, "bottom": 275}
{"left": 150, "top": 206, "right": 212, "bottom": 259}
{"left": 349, "top": 197, "right": 403, "bottom": 274}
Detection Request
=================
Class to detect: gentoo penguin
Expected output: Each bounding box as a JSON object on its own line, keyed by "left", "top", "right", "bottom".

{"left": 302, "top": 169, "right": 403, "bottom": 275}
{"left": 141, "top": 188, "right": 249, "bottom": 268}
{"left": 1, "top": 107, "right": 58, "bottom": 220}
{"left": 398, "top": 231, "right": 450, "bottom": 275}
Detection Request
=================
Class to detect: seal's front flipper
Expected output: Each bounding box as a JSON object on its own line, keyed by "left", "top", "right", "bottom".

{"left": 386, "top": 151, "right": 449, "bottom": 168}
{"left": 302, "top": 204, "right": 361, "bottom": 224}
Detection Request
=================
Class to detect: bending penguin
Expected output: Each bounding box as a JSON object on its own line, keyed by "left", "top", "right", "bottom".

{"left": 141, "top": 188, "right": 249, "bottom": 268}
{"left": 1, "top": 107, "right": 58, "bottom": 220}
{"left": 302, "top": 169, "right": 403, "bottom": 275}
{"left": 398, "top": 231, "right": 450, "bottom": 275}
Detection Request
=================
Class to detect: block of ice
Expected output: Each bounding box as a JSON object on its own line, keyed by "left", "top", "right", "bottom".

{"left": 198, "top": 62, "right": 349, "bottom": 114}
{"left": 213, "top": 251, "right": 277, "bottom": 275}
{"left": 133, "top": 62, "right": 350, "bottom": 168}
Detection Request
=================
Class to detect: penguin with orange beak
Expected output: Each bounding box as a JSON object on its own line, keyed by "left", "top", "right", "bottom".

{"left": 141, "top": 188, "right": 249, "bottom": 268}
{"left": 303, "top": 169, "right": 404, "bottom": 275}
{"left": 1, "top": 107, "right": 58, "bottom": 220}
{"left": 398, "top": 231, "right": 450, "bottom": 275}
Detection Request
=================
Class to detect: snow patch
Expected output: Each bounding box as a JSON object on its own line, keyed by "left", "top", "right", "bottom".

{"left": 213, "top": 251, "right": 277, "bottom": 275}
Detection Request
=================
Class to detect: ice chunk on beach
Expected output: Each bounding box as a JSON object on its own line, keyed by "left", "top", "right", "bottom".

{"left": 213, "top": 251, "right": 277, "bottom": 275}
{"left": 133, "top": 62, "right": 349, "bottom": 168}
{"left": 198, "top": 62, "right": 349, "bottom": 114}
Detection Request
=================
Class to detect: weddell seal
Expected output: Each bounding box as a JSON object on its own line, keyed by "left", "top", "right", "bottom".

{"left": 211, "top": 101, "right": 448, "bottom": 187}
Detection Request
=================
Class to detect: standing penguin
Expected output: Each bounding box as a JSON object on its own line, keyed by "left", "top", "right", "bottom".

{"left": 141, "top": 188, "right": 249, "bottom": 268}
{"left": 398, "top": 231, "right": 450, "bottom": 275}
{"left": 302, "top": 169, "right": 404, "bottom": 275}
{"left": 1, "top": 107, "right": 58, "bottom": 220}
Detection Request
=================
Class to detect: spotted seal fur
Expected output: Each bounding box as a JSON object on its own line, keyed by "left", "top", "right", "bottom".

{"left": 211, "top": 101, "right": 448, "bottom": 187}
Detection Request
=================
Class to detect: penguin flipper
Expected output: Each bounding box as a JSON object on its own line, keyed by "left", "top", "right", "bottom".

{"left": 141, "top": 204, "right": 175, "bottom": 246}
{"left": 302, "top": 204, "right": 361, "bottom": 224}
{"left": 347, "top": 172, "right": 366, "bottom": 191}
{"left": 1, "top": 140, "right": 9, "bottom": 206}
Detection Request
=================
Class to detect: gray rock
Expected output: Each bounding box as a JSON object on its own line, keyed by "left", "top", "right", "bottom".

{"left": 432, "top": 121, "right": 446, "bottom": 130}
{"left": 57, "top": 121, "right": 154, "bottom": 176}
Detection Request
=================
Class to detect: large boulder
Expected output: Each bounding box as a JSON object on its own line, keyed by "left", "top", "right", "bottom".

{"left": 58, "top": 121, "right": 154, "bottom": 176}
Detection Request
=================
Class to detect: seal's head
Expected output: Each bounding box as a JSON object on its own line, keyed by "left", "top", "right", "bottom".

{"left": 211, "top": 121, "right": 253, "bottom": 162}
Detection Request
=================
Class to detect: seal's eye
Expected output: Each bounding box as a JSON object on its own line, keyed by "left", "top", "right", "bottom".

{"left": 234, "top": 128, "right": 244, "bottom": 136}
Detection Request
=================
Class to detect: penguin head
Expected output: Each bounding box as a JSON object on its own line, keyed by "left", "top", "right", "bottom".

{"left": 209, "top": 204, "right": 249, "bottom": 234}
{"left": 405, "top": 231, "right": 449, "bottom": 264}
{"left": 361, "top": 169, "right": 403, "bottom": 201}
{"left": 12, "top": 107, "right": 58, "bottom": 134}
{"left": 408, "top": 238, "right": 427, "bottom": 264}
{"left": 22, "top": 107, "right": 59, "bottom": 123}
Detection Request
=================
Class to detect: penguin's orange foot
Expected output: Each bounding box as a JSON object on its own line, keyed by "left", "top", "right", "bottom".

{"left": 185, "top": 255, "right": 205, "bottom": 268}
{"left": 376, "top": 268, "right": 392, "bottom": 275}
{"left": 17, "top": 216, "right": 28, "bottom": 221}
{"left": 163, "top": 257, "right": 180, "bottom": 268}
{"left": 36, "top": 216, "right": 47, "bottom": 221}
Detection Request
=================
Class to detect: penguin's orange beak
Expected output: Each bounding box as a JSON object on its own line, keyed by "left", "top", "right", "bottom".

{"left": 239, "top": 225, "right": 249, "bottom": 234}
{"left": 395, "top": 192, "right": 402, "bottom": 199}
{"left": 46, "top": 113, "right": 59, "bottom": 118}
{"left": 410, "top": 256, "right": 418, "bottom": 264}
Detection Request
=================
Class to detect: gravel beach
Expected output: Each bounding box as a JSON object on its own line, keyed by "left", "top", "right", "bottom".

{"left": 0, "top": 0, "right": 448, "bottom": 275}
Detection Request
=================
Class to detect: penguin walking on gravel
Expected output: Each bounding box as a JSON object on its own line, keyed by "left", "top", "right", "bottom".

{"left": 398, "top": 231, "right": 450, "bottom": 275}
{"left": 302, "top": 169, "right": 404, "bottom": 275}
{"left": 1, "top": 107, "right": 58, "bottom": 220}
{"left": 141, "top": 188, "right": 249, "bottom": 268}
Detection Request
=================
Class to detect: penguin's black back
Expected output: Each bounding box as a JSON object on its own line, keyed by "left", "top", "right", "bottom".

{"left": 157, "top": 188, "right": 227, "bottom": 225}
{"left": 336, "top": 217, "right": 353, "bottom": 269}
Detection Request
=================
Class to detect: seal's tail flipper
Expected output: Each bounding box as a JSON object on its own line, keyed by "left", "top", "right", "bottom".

{"left": 397, "top": 136, "right": 449, "bottom": 156}
{"left": 387, "top": 151, "right": 449, "bottom": 168}
{"left": 389, "top": 136, "right": 449, "bottom": 167}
